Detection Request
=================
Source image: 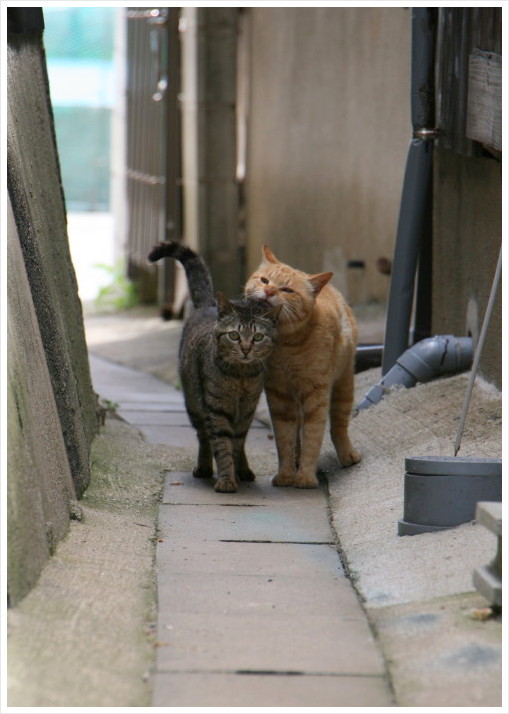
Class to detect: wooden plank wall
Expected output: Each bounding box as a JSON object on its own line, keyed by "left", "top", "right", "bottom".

{"left": 436, "top": 7, "right": 502, "bottom": 157}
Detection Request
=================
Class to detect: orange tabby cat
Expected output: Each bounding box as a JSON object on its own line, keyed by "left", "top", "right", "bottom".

{"left": 245, "top": 245, "right": 361, "bottom": 488}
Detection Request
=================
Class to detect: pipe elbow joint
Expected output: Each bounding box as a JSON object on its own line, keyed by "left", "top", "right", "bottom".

{"left": 356, "top": 335, "right": 473, "bottom": 412}
{"left": 397, "top": 335, "right": 473, "bottom": 382}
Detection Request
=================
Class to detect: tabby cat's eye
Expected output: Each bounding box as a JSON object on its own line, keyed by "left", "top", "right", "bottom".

{"left": 260, "top": 277, "right": 269, "bottom": 284}
{"left": 253, "top": 332, "right": 265, "bottom": 342}
{"left": 280, "top": 287, "right": 294, "bottom": 293}
{"left": 228, "top": 331, "right": 240, "bottom": 341}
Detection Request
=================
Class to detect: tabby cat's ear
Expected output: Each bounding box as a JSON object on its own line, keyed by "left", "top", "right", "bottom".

{"left": 216, "top": 292, "right": 234, "bottom": 314}
{"left": 262, "top": 245, "right": 280, "bottom": 264}
{"left": 309, "top": 272, "right": 333, "bottom": 295}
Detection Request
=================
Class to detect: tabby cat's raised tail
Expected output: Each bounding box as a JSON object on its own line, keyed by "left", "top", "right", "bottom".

{"left": 148, "top": 241, "right": 216, "bottom": 309}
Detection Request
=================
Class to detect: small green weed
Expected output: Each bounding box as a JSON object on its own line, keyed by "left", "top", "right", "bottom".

{"left": 94, "top": 260, "right": 140, "bottom": 311}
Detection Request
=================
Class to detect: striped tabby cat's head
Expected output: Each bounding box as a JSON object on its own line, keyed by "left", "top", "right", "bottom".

{"left": 215, "top": 293, "right": 278, "bottom": 366}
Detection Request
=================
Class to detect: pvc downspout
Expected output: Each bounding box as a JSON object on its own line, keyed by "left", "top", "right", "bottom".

{"left": 356, "top": 335, "right": 472, "bottom": 411}
{"left": 382, "top": 8, "right": 438, "bottom": 375}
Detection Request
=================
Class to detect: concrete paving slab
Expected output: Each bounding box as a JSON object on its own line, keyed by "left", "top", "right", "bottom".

{"left": 162, "top": 470, "right": 328, "bottom": 506}
{"left": 89, "top": 353, "right": 182, "bottom": 405}
{"left": 157, "top": 569, "right": 364, "bottom": 618}
{"left": 125, "top": 420, "right": 274, "bottom": 448}
{"left": 152, "top": 671, "right": 392, "bottom": 707}
{"left": 158, "top": 502, "right": 333, "bottom": 544}
{"left": 117, "top": 410, "right": 190, "bottom": 425}
{"left": 155, "top": 612, "right": 385, "bottom": 675}
{"left": 156, "top": 540, "right": 343, "bottom": 577}
{"left": 115, "top": 400, "right": 187, "bottom": 412}
{"left": 135, "top": 425, "right": 197, "bottom": 447}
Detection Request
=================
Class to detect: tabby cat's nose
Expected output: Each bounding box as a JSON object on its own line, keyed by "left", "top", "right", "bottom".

{"left": 264, "top": 286, "right": 276, "bottom": 298}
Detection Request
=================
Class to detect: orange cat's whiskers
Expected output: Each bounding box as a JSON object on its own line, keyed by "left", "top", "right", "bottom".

{"left": 280, "top": 302, "right": 301, "bottom": 329}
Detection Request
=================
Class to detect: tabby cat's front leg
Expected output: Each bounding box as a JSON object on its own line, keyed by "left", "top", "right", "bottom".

{"left": 234, "top": 436, "right": 256, "bottom": 482}
{"left": 207, "top": 426, "right": 238, "bottom": 492}
{"left": 193, "top": 435, "right": 214, "bottom": 479}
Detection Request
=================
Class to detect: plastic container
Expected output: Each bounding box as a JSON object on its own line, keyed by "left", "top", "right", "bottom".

{"left": 398, "top": 456, "right": 502, "bottom": 536}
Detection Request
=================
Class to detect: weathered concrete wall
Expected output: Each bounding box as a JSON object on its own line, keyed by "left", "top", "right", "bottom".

{"left": 244, "top": 7, "right": 411, "bottom": 305}
{"left": 8, "top": 29, "right": 98, "bottom": 494}
{"left": 8, "top": 15, "right": 99, "bottom": 604}
{"left": 432, "top": 149, "right": 501, "bottom": 388}
{"left": 180, "top": 8, "right": 240, "bottom": 297}
{"left": 7, "top": 200, "right": 77, "bottom": 605}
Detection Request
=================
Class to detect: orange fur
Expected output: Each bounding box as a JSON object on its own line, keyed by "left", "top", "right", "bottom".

{"left": 245, "top": 245, "right": 361, "bottom": 488}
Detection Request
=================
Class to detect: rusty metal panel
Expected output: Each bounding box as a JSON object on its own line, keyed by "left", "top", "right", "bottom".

{"left": 126, "top": 8, "right": 168, "bottom": 265}
{"left": 125, "top": 8, "right": 181, "bottom": 311}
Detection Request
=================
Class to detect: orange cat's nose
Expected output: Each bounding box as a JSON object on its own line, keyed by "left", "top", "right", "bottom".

{"left": 264, "top": 286, "right": 277, "bottom": 298}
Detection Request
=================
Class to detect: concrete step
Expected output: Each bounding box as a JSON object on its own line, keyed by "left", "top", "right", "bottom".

{"left": 473, "top": 501, "right": 502, "bottom": 607}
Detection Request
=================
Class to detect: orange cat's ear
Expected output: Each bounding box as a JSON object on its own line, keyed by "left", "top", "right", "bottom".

{"left": 309, "top": 272, "right": 333, "bottom": 295}
{"left": 262, "top": 245, "right": 280, "bottom": 264}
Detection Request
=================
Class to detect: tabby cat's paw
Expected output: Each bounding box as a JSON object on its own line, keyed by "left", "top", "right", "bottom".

{"left": 238, "top": 468, "right": 256, "bottom": 482}
{"left": 339, "top": 447, "right": 362, "bottom": 468}
{"left": 193, "top": 465, "right": 213, "bottom": 479}
{"left": 215, "top": 477, "right": 238, "bottom": 493}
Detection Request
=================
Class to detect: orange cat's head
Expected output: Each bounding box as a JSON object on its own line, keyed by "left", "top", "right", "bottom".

{"left": 244, "top": 245, "right": 332, "bottom": 327}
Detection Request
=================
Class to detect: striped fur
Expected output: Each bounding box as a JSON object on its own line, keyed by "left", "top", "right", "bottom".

{"left": 149, "top": 242, "right": 278, "bottom": 492}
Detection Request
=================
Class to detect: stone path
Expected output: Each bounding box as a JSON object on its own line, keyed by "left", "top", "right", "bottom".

{"left": 89, "top": 354, "right": 393, "bottom": 707}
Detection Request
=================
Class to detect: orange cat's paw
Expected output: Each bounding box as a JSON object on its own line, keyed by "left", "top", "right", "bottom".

{"left": 339, "top": 447, "right": 362, "bottom": 468}
{"left": 272, "top": 471, "right": 296, "bottom": 487}
{"left": 294, "top": 471, "right": 319, "bottom": 489}
{"left": 272, "top": 470, "right": 319, "bottom": 488}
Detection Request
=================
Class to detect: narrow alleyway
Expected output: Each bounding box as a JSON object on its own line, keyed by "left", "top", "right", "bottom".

{"left": 86, "top": 293, "right": 502, "bottom": 708}
{"left": 90, "top": 353, "right": 394, "bottom": 707}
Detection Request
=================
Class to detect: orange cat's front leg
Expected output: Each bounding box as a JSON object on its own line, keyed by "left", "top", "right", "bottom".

{"left": 270, "top": 386, "right": 328, "bottom": 489}
{"left": 292, "top": 389, "right": 329, "bottom": 488}
{"left": 266, "top": 388, "right": 300, "bottom": 486}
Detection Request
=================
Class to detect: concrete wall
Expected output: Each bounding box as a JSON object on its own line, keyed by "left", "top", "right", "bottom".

{"left": 244, "top": 7, "right": 411, "bottom": 305}
{"left": 8, "top": 19, "right": 99, "bottom": 604}
{"left": 180, "top": 8, "right": 240, "bottom": 297}
{"left": 432, "top": 149, "right": 501, "bottom": 388}
{"left": 7, "top": 200, "right": 78, "bottom": 605}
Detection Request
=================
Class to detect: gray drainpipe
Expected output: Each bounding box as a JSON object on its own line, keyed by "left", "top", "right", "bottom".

{"left": 356, "top": 335, "right": 472, "bottom": 412}
{"left": 381, "top": 8, "right": 438, "bottom": 375}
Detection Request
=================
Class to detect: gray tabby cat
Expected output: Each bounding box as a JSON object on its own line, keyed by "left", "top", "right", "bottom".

{"left": 148, "top": 242, "right": 279, "bottom": 493}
